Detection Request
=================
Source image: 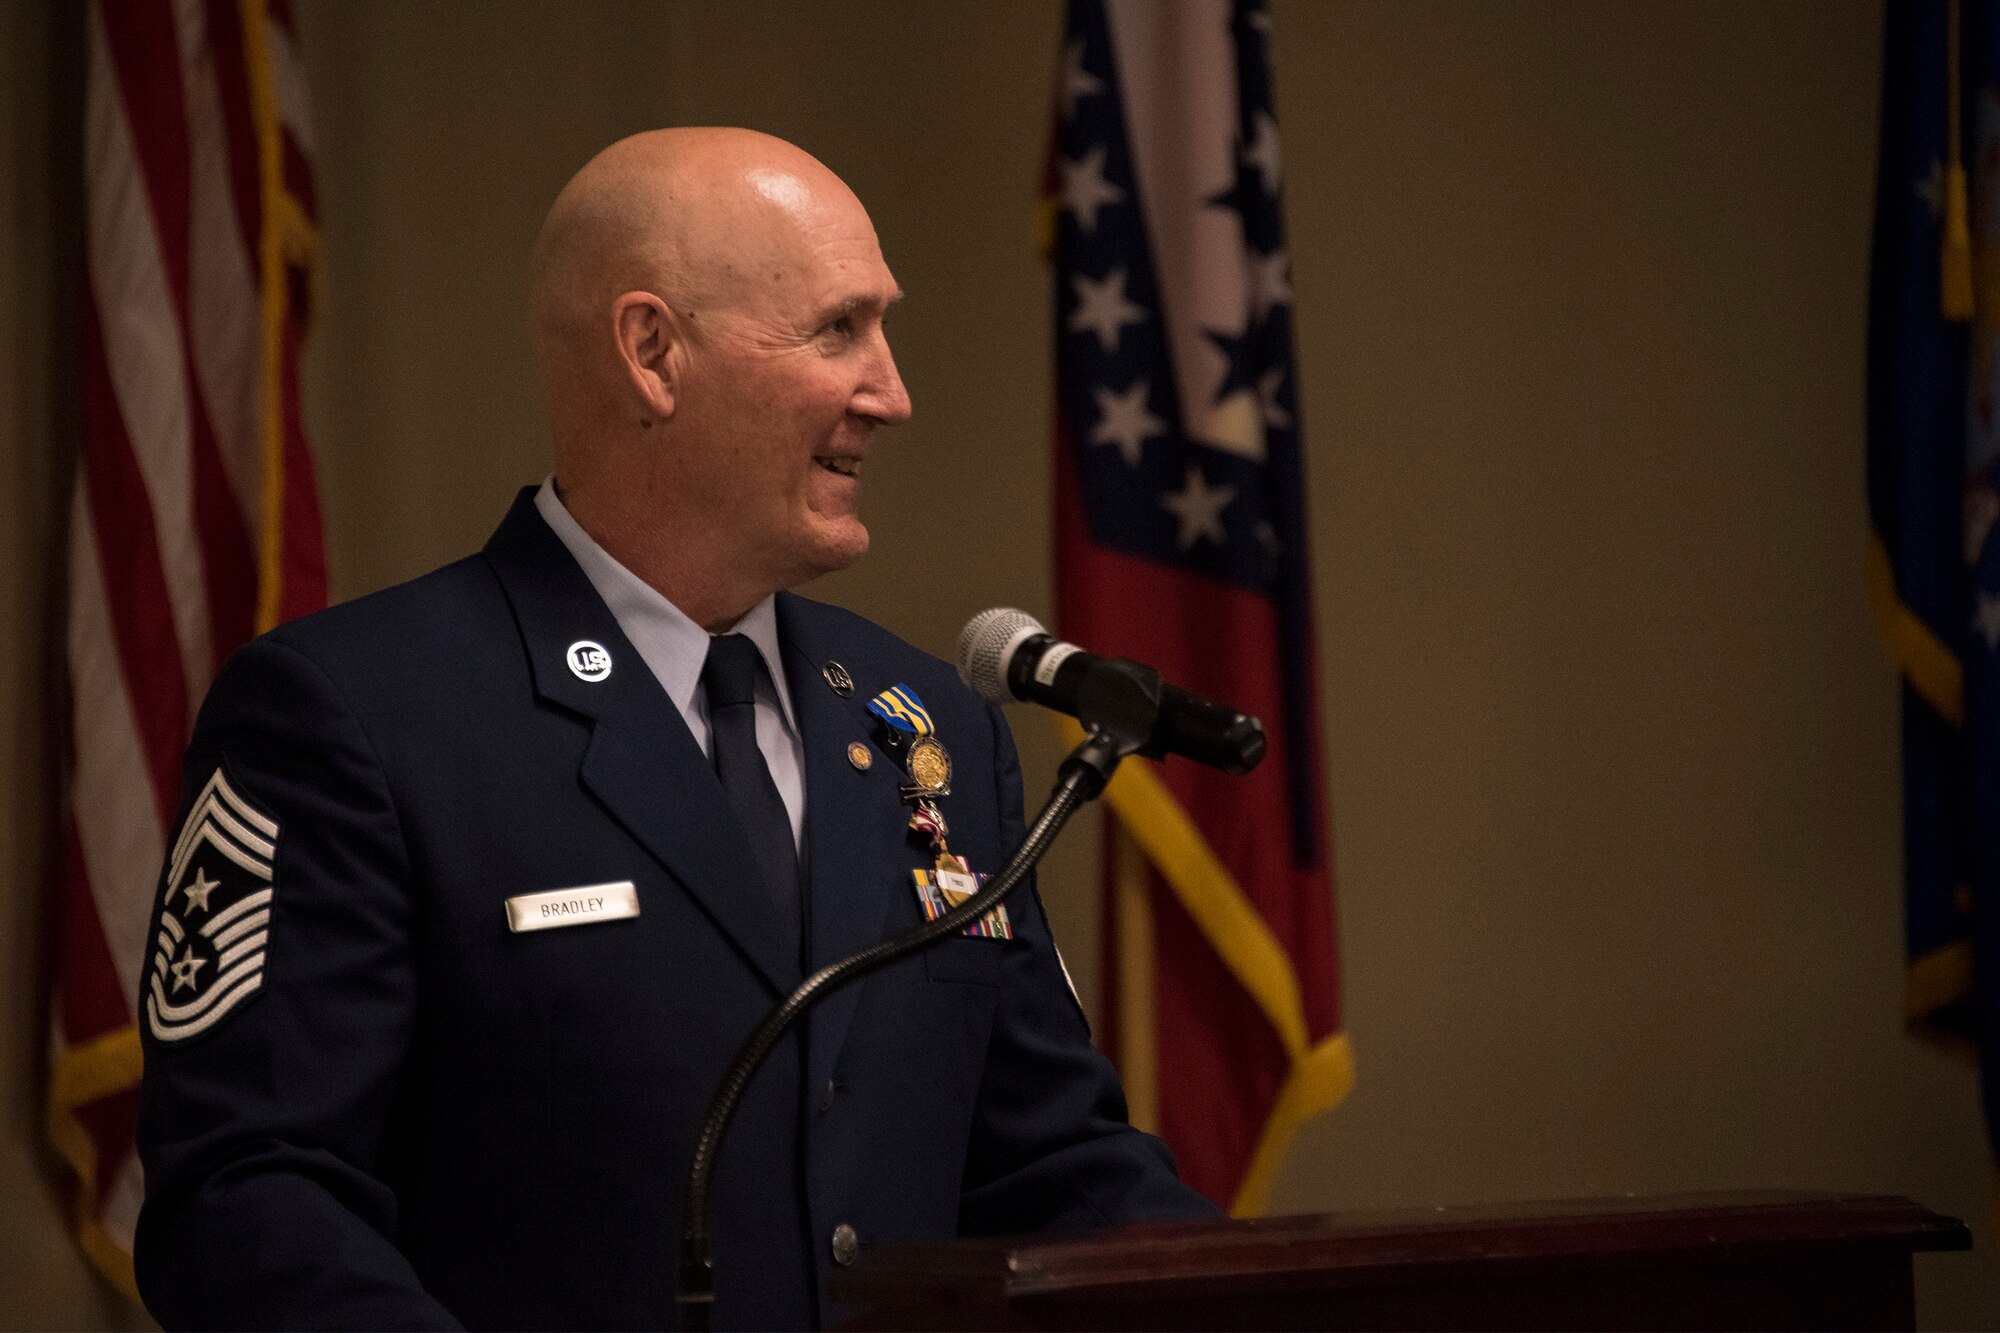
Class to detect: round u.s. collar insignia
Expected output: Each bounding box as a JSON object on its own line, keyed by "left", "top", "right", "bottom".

{"left": 567, "top": 640, "right": 612, "bottom": 682}
{"left": 846, "top": 741, "right": 873, "bottom": 771}
{"left": 823, "top": 661, "right": 855, "bottom": 696}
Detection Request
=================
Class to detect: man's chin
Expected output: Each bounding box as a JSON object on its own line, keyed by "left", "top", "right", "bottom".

{"left": 783, "top": 522, "right": 870, "bottom": 587}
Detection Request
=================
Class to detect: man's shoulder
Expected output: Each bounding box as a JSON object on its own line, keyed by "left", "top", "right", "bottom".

{"left": 778, "top": 592, "right": 927, "bottom": 657}
{"left": 264, "top": 553, "right": 505, "bottom": 658}
{"left": 212, "top": 553, "right": 514, "bottom": 715}
{"left": 777, "top": 593, "right": 966, "bottom": 702}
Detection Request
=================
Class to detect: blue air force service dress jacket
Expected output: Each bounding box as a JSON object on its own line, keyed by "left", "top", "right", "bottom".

{"left": 133, "top": 489, "right": 1214, "bottom": 1331}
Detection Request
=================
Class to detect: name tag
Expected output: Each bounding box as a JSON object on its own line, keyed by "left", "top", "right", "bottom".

{"left": 505, "top": 881, "right": 640, "bottom": 933}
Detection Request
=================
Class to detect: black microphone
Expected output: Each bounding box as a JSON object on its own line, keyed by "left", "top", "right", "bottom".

{"left": 956, "top": 608, "right": 1266, "bottom": 775}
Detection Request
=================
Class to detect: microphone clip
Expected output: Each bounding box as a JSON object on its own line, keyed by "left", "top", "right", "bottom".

{"left": 1061, "top": 657, "right": 1164, "bottom": 794}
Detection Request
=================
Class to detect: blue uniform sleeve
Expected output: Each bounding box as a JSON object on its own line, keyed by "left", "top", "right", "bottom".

{"left": 135, "top": 637, "right": 462, "bottom": 1330}
{"left": 955, "top": 703, "right": 1221, "bottom": 1232}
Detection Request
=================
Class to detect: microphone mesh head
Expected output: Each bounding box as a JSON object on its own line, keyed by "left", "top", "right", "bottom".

{"left": 957, "top": 607, "right": 1046, "bottom": 703}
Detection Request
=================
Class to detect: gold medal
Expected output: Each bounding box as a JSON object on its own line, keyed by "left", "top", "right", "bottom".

{"left": 904, "top": 735, "right": 952, "bottom": 795}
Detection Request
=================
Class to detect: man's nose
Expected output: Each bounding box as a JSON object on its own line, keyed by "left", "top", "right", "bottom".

{"left": 859, "top": 332, "right": 912, "bottom": 426}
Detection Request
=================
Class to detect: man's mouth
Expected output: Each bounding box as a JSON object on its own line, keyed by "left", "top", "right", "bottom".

{"left": 815, "top": 455, "right": 862, "bottom": 478}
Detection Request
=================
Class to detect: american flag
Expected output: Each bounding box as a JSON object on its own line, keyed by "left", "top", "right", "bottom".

{"left": 1050, "top": 0, "right": 1348, "bottom": 1212}
{"left": 50, "top": 0, "right": 324, "bottom": 1291}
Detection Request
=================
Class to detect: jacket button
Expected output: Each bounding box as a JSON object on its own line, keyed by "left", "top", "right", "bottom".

{"left": 831, "top": 1222, "right": 859, "bottom": 1266}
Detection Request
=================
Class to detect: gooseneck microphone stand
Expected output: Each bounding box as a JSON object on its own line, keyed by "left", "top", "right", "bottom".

{"left": 675, "top": 660, "right": 1175, "bottom": 1331}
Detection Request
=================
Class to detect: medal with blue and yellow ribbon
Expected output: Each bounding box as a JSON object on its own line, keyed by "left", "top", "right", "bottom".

{"left": 866, "top": 684, "right": 932, "bottom": 736}
{"left": 867, "top": 684, "right": 952, "bottom": 797}
{"left": 868, "top": 684, "right": 996, "bottom": 933}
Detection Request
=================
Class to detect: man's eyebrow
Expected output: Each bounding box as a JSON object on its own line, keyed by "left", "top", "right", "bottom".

{"left": 825, "top": 289, "right": 904, "bottom": 320}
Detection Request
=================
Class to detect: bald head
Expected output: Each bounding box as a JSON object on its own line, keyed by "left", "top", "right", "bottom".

{"left": 530, "top": 128, "right": 857, "bottom": 396}
{"left": 525, "top": 128, "right": 910, "bottom": 629}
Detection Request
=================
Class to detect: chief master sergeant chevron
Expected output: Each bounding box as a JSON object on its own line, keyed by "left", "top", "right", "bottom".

{"left": 132, "top": 128, "right": 1216, "bottom": 1330}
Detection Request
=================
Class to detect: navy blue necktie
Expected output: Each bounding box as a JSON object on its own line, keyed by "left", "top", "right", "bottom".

{"left": 701, "top": 635, "right": 801, "bottom": 945}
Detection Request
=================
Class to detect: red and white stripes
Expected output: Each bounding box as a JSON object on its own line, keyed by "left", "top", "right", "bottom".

{"left": 53, "top": 0, "right": 324, "bottom": 1288}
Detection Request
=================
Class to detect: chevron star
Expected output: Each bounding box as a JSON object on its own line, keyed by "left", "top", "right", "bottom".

{"left": 1060, "top": 145, "right": 1125, "bottom": 233}
{"left": 169, "top": 945, "right": 208, "bottom": 994}
{"left": 1251, "top": 248, "right": 1292, "bottom": 321}
{"left": 1242, "top": 111, "right": 1282, "bottom": 195}
{"left": 1088, "top": 380, "right": 1165, "bottom": 466}
{"left": 1068, "top": 268, "right": 1147, "bottom": 353}
{"left": 1061, "top": 39, "right": 1103, "bottom": 120}
{"left": 1978, "top": 591, "right": 2000, "bottom": 650}
{"left": 1160, "top": 464, "right": 1237, "bottom": 550}
{"left": 180, "top": 866, "right": 221, "bottom": 913}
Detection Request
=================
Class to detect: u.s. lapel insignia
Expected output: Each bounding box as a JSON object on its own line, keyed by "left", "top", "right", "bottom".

{"left": 867, "top": 684, "right": 951, "bottom": 798}
{"left": 567, "top": 640, "right": 612, "bottom": 682}
{"left": 146, "top": 768, "right": 279, "bottom": 1043}
{"left": 823, "top": 661, "right": 855, "bottom": 696}
{"left": 846, "top": 741, "right": 873, "bottom": 771}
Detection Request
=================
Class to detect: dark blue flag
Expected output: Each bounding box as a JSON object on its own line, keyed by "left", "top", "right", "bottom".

{"left": 1867, "top": 0, "right": 2000, "bottom": 1145}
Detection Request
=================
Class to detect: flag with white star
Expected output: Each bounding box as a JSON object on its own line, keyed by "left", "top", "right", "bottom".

{"left": 1049, "top": 0, "right": 1347, "bottom": 1214}
{"left": 1867, "top": 0, "right": 2000, "bottom": 1162}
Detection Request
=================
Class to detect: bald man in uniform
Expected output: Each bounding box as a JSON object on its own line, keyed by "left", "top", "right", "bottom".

{"left": 134, "top": 129, "right": 1213, "bottom": 1331}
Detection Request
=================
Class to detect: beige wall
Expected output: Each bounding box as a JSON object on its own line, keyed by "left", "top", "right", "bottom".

{"left": 7, "top": 0, "right": 1999, "bottom": 1326}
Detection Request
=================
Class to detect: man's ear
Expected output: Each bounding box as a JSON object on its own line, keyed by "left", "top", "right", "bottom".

{"left": 612, "top": 291, "right": 680, "bottom": 425}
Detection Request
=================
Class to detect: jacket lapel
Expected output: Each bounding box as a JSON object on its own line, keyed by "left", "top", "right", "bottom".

{"left": 776, "top": 593, "right": 913, "bottom": 1094}
{"left": 483, "top": 489, "right": 800, "bottom": 994}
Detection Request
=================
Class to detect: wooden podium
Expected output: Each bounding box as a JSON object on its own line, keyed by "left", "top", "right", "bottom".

{"left": 829, "top": 1192, "right": 1969, "bottom": 1331}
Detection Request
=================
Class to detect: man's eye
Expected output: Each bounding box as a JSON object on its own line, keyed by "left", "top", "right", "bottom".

{"left": 822, "top": 316, "right": 854, "bottom": 338}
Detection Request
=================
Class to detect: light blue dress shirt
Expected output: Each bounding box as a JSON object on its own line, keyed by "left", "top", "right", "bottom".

{"left": 535, "top": 478, "right": 806, "bottom": 853}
